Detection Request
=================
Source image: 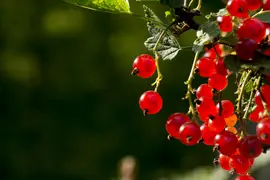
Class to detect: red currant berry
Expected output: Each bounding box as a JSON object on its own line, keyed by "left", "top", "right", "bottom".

{"left": 179, "top": 122, "right": 202, "bottom": 146}
{"left": 196, "top": 84, "right": 213, "bottom": 99}
{"left": 200, "top": 123, "right": 218, "bottom": 145}
{"left": 218, "top": 154, "right": 231, "bottom": 171}
{"left": 139, "top": 91, "right": 163, "bottom": 115}
{"left": 237, "top": 18, "right": 266, "bottom": 43}
{"left": 215, "top": 131, "right": 238, "bottom": 156}
{"left": 249, "top": 158, "right": 254, "bottom": 167}
{"left": 196, "top": 57, "right": 216, "bottom": 77}
{"left": 262, "top": 0, "right": 270, "bottom": 10}
{"left": 227, "top": 0, "right": 249, "bottom": 18}
{"left": 217, "top": 16, "right": 233, "bottom": 33}
{"left": 204, "top": 44, "right": 223, "bottom": 59}
{"left": 208, "top": 74, "right": 228, "bottom": 91}
{"left": 132, "top": 54, "right": 156, "bottom": 78}
{"left": 255, "top": 90, "right": 263, "bottom": 108}
{"left": 257, "top": 117, "right": 270, "bottom": 144}
{"left": 260, "top": 84, "right": 270, "bottom": 104}
{"left": 235, "top": 39, "right": 258, "bottom": 61}
{"left": 235, "top": 175, "right": 255, "bottom": 180}
{"left": 216, "top": 100, "right": 235, "bottom": 118}
{"left": 229, "top": 154, "right": 250, "bottom": 174}
{"left": 216, "top": 58, "right": 229, "bottom": 76}
{"left": 239, "top": 135, "right": 263, "bottom": 158}
{"left": 196, "top": 97, "right": 218, "bottom": 119}
{"left": 166, "top": 113, "right": 190, "bottom": 139}
{"left": 246, "top": 0, "right": 262, "bottom": 10}
{"left": 249, "top": 106, "right": 263, "bottom": 123}
{"left": 208, "top": 115, "right": 226, "bottom": 133}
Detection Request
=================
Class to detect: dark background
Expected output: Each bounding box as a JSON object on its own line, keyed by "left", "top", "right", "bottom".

{"left": 0, "top": 0, "right": 241, "bottom": 180}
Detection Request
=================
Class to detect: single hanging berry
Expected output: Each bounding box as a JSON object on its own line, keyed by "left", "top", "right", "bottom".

{"left": 196, "top": 57, "right": 216, "bottom": 77}
{"left": 179, "top": 122, "right": 202, "bottom": 146}
{"left": 139, "top": 90, "right": 163, "bottom": 115}
{"left": 229, "top": 154, "right": 250, "bottom": 174}
{"left": 260, "top": 84, "right": 270, "bottom": 104}
{"left": 237, "top": 18, "right": 266, "bottom": 43}
{"left": 215, "top": 131, "right": 238, "bottom": 156}
{"left": 208, "top": 74, "right": 228, "bottom": 91}
{"left": 246, "top": 0, "right": 262, "bottom": 10}
{"left": 216, "top": 58, "right": 229, "bottom": 76}
{"left": 262, "top": 0, "right": 270, "bottom": 10}
{"left": 235, "top": 39, "right": 258, "bottom": 61}
{"left": 196, "top": 84, "right": 214, "bottom": 99}
{"left": 166, "top": 113, "right": 190, "bottom": 139}
{"left": 227, "top": 0, "right": 249, "bottom": 18}
{"left": 218, "top": 154, "right": 231, "bottom": 171}
{"left": 256, "top": 117, "right": 270, "bottom": 144}
{"left": 132, "top": 54, "right": 156, "bottom": 78}
{"left": 235, "top": 175, "right": 255, "bottom": 180}
{"left": 238, "top": 135, "right": 263, "bottom": 158}
{"left": 217, "top": 16, "right": 233, "bottom": 33}
{"left": 208, "top": 115, "right": 226, "bottom": 133}
{"left": 216, "top": 100, "right": 235, "bottom": 118}
{"left": 200, "top": 123, "right": 218, "bottom": 146}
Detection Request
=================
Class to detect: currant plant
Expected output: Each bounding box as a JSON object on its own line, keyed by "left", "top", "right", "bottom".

{"left": 64, "top": 0, "right": 270, "bottom": 179}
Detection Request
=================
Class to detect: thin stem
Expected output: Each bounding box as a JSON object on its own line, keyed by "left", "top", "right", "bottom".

{"left": 195, "top": 0, "right": 202, "bottom": 10}
{"left": 184, "top": 0, "right": 188, "bottom": 7}
{"left": 185, "top": 52, "right": 200, "bottom": 120}
{"left": 152, "top": 21, "right": 175, "bottom": 92}
{"left": 236, "top": 70, "right": 252, "bottom": 136}
{"left": 188, "top": 0, "right": 195, "bottom": 8}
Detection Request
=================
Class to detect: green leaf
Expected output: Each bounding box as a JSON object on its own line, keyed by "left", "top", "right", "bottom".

{"left": 205, "top": 8, "right": 228, "bottom": 20}
{"left": 193, "top": 21, "right": 220, "bottom": 53}
{"left": 245, "top": 79, "right": 254, "bottom": 93}
{"left": 143, "top": 5, "right": 181, "bottom": 60}
{"left": 63, "top": 0, "right": 130, "bottom": 13}
{"left": 253, "top": 11, "right": 270, "bottom": 23}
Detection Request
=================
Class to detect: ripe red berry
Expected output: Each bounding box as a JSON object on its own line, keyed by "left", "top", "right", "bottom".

{"left": 179, "top": 122, "right": 202, "bottom": 146}
{"left": 218, "top": 154, "right": 231, "bottom": 171}
{"left": 235, "top": 175, "right": 255, "bottom": 180}
{"left": 216, "top": 58, "right": 229, "bottom": 76}
{"left": 239, "top": 135, "right": 263, "bottom": 158}
{"left": 237, "top": 18, "right": 266, "bottom": 43}
{"left": 255, "top": 90, "right": 263, "bottom": 108}
{"left": 262, "top": 0, "right": 270, "bottom": 10}
{"left": 200, "top": 123, "right": 217, "bottom": 145}
{"left": 196, "top": 97, "right": 218, "bottom": 119}
{"left": 139, "top": 91, "right": 163, "bottom": 115}
{"left": 260, "top": 84, "right": 270, "bottom": 104}
{"left": 132, "top": 54, "right": 156, "bottom": 78}
{"left": 196, "top": 84, "right": 213, "bottom": 99}
{"left": 246, "top": 0, "right": 262, "bottom": 10}
{"left": 235, "top": 39, "right": 258, "bottom": 61}
{"left": 249, "top": 106, "right": 263, "bottom": 123}
{"left": 215, "top": 131, "right": 238, "bottom": 156}
{"left": 229, "top": 154, "right": 250, "bottom": 174}
{"left": 257, "top": 117, "right": 270, "bottom": 144}
{"left": 227, "top": 0, "right": 249, "bottom": 18}
{"left": 217, "top": 16, "right": 233, "bottom": 33}
{"left": 208, "top": 115, "right": 226, "bottom": 133}
{"left": 216, "top": 100, "right": 235, "bottom": 118}
{"left": 204, "top": 44, "right": 223, "bottom": 59}
{"left": 208, "top": 74, "right": 228, "bottom": 91}
{"left": 166, "top": 113, "right": 190, "bottom": 139}
{"left": 196, "top": 57, "right": 216, "bottom": 77}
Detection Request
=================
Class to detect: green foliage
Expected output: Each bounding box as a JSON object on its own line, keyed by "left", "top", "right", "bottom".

{"left": 205, "top": 8, "right": 228, "bottom": 20}
{"left": 136, "top": 0, "right": 183, "bottom": 7}
{"left": 253, "top": 10, "right": 270, "bottom": 23}
{"left": 63, "top": 0, "right": 130, "bottom": 13}
{"left": 143, "top": 6, "right": 181, "bottom": 60}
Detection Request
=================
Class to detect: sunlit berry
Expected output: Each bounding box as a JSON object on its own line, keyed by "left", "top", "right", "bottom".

{"left": 132, "top": 54, "right": 156, "bottom": 78}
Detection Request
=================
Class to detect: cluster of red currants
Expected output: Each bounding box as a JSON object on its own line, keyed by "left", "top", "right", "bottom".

{"left": 131, "top": 0, "right": 270, "bottom": 180}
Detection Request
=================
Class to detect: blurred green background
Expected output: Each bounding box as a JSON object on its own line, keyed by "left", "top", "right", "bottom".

{"left": 0, "top": 0, "right": 246, "bottom": 180}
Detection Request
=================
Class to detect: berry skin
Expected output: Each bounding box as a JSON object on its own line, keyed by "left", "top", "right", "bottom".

{"left": 204, "top": 44, "right": 223, "bottom": 59}
{"left": 216, "top": 100, "right": 235, "bottom": 118}
{"left": 235, "top": 39, "right": 258, "bottom": 61}
{"left": 132, "top": 54, "right": 156, "bottom": 78}
{"left": 229, "top": 154, "right": 250, "bottom": 174}
{"left": 217, "top": 16, "right": 233, "bottom": 33}
{"left": 139, "top": 91, "right": 163, "bottom": 115}
{"left": 225, "top": 126, "right": 238, "bottom": 134}
{"left": 208, "top": 74, "right": 228, "bottom": 91}
{"left": 246, "top": 0, "right": 262, "bottom": 10}
{"left": 249, "top": 106, "right": 263, "bottom": 123}
{"left": 260, "top": 84, "right": 270, "bottom": 104}
{"left": 200, "top": 123, "right": 218, "bottom": 145}
{"left": 237, "top": 18, "right": 266, "bottom": 43}
{"left": 225, "top": 114, "right": 238, "bottom": 127}
{"left": 216, "top": 58, "right": 229, "bottom": 76}
{"left": 262, "top": 0, "right": 270, "bottom": 10}
{"left": 196, "top": 97, "right": 218, "bottom": 119}
{"left": 196, "top": 57, "right": 216, "bottom": 77}
{"left": 166, "top": 113, "right": 190, "bottom": 139}
{"left": 256, "top": 117, "right": 270, "bottom": 144}
{"left": 215, "top": 131, "right": 238, "bottom": 156}
{"left": 218, "top": 154, "right": 231, "bottom": 171}
{"left": 196, "top": 84, "right": 213, "bottom": 99}
{"left": 179, "top": 122, "right": 202, "bottom": 146}
{"left": 239, "top": 135, "right": 263, "bottom": 158}
{"left": 227, "top": 0, "right": 249, "bottom": 18}
{"left": 208, "top": 115, "right": 226, "bottom": 133}
{"left": 235, "top": 175, "right": 255, "bottom": 180}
